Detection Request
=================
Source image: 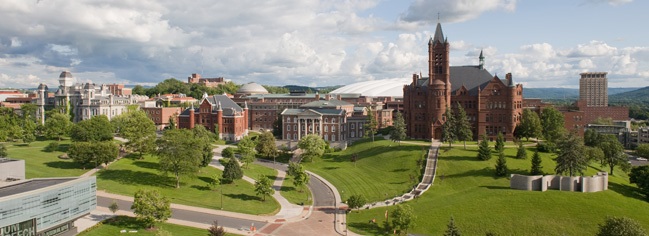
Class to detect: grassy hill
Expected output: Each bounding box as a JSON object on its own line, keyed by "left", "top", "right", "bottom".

{"left": 346, "top": 146, "right": 649, "bottom": 235}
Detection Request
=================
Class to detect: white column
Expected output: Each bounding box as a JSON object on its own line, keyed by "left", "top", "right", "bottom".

{"left": 297, "top": 118, "right": 301, "bottom": 140}
{"left": 319, "top": 118, "right": 323, "bottom": 137}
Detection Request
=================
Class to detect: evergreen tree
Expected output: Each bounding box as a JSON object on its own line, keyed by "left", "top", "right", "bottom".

{"left": 272, "top": 113, "right": 283, "bottom": 137}
{"left": 363, "top": 107, "right": 378, "bottom": 142}
{"left": 167, "top": 115, "right": 176, "bottom": 130}
{"left": 495, "top": 132, "right": 505, "bottom": 153}
{"left": 495, "top": 151, "right": 508, "bottom": 177}
{"left": 530, "top": 149, "right": 543, "bottom": 175}
{"left": 454, "top": 103, "right": 473, "bottom": 149}
{"left": 389, "top": 112, "right": 407, "bottom": 146}
{"left": 222, "top": 157, "right": 243, "bottom": 183}
{"left": 554, "top": 133, "right": 588, "bottom": 176}
{"left": 0, "top": 144, "right": 7, "bottom": 157}
{"left": 477, "top": 135, "right": 492, "bottom": 161}
{"left": 516, "top": 142, "right": 527, "bottom": 159}
{"left": 444, "top": 216, "right": 461, "bottom": 236}
{"left": 441, "top": 108, "right": 456, "bottom": 147}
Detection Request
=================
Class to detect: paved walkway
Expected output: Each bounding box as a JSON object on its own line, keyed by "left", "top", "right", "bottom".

{"left": 75, "top": 143, "right": 312, "bottom": 235}
{"left": 356, "top": 140, "right": 441, "bottom": 210}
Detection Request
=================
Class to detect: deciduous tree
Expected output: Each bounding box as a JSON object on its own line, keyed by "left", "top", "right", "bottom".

{"left": 391, "top": 204, "right": 416, "bottom": 235}
{"left": 0, "top": 144, "right": 8, "bottom": 157}
{"left": 109, "top": 200, "right": 119, "bottom": 214}
{"left": 131, "top": 189, "right": 171, "bottom": 229}
{"left": 192, "top": 125, "right": 215, "bottom": 167}
{"left": 389, "top": 112, "right": 407, "bottom": 146}
{"left": 44, "top": 113, "right": 72, "bottom": 141}
{"left": 636, "top": 144, "right": 649, "bottom": 158}
{"left": 584, "top": 128, "right": 601, "bottom": 147}
{"left": 346, "top": 194, "right": 367, "bottom": 212}
{"left": 71, "top": 115, "right": 114, "bottom": 142}
{"left": 298, "top": 134, "right": 326, "bottom": 162}
{"left": 256, "top": 132, "right": 278, "bottom": 162}
{"left": 221, "top": 147, "right": 235, "bottom": 159}
{"left": 630, "top": 165, "right": 649, "bottom": 200}
{"left": 541, "top": 107, "right": 565, "bottom": 143}
{"left": 156, "top": 129, "right": 202, "bottom": 188}
{"left": 596, "top": 216, "right": 647, "bottom": 236}
{"left": 517, "top": 109, "right": 542, "bottom": 141}
{"left": 222, "top": 157, "right": 243, "bottom": 183}
{"left": 597, "top": 134, "right": 630, "bottom": 175}
{"left": 254, "top": 175, "right": 274, "bottom": 201}
{"left": 113, "top": 110, "right": 156, "bottom": 157}
{"left": 238, "top": 136, "right": 257, "bottom": 168}
{"left": 554, "top": 133, "right": 588, "bottom": 176}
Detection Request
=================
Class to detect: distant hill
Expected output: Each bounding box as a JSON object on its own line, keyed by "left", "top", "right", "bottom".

{"left": 610, "top": 86, "right": 649, "bottom": 101}
{"left": 523, "top": 88, "right": 578, "bottom": 99}
{"left": 523, "top": 87, "right": 640, "bottom": 100}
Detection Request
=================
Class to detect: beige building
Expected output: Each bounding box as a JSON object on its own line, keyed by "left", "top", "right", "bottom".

{"left": 579, "top": 72, "right": 608, "bottom": 107}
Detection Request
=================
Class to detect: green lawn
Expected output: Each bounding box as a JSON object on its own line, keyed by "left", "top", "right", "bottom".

{"left": 77, "top": 216, "right": 240, "bottom": 236}
{"left": 4, "top": 139, "right": 89, "bottom": 178}
{"left": 304, "top": 139, "right": 427, "bottom": 202}
{"left": 280, "top": 175, "right": 313, "bottom": 205}
{"left": 241, "top": 163, "right": 277, "bottom": 181}
{"left": 95, "top": 155, "right": 280, "bottom": 215}
{"left": 346, "top": 146, "right": 649, "bottom": 235}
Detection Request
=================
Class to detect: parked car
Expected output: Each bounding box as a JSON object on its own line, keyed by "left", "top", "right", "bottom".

{"left": 637, "top": 157, "right": 648, "bottom": 161}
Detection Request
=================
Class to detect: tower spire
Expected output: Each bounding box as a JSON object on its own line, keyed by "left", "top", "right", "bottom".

{"left": 479, "top": 50, "right": 485, "bottom": 70}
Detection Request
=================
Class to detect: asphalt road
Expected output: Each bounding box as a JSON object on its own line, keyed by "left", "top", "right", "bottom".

{"left": 96, "top": 196, "right": 267, "bottom": 230}
{"left": 255, "top": 160, "right": 335, "bottom": 207}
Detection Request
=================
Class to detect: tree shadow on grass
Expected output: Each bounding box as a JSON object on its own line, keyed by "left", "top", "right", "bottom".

{"left": 323, "top": 166, "right": 339, "bottom": 170}
{"left": 280, "top": 186, "right": 296, "bottom": 191}
{"left": 131, "top": 161, "right": 159, "bottom": 170}
{"left": 446, "top": 167, "right": 502, "bottom": 179}
{"left": 44, "top": 161, "right": 84, "bottom": 170}
{"left": 102, "top": 216, "right": 148, "bottom": 229}
{"left": 481, "top": 186, "right": 511, "bottom": 190}
{"left": 608, "top": 182, "right": 647, "bottom": 201}
{"left": 190, "top": 185, "right": 210, "bottom": 191}
{"left": 442, "top": 155, "right": 482, "bottom": 162}
{"left": 197, "top": 176, "right": 213, "bottom": 184}
{"left": 223, "top": 193, "right": 261, "bottom": 201}
{"left": 96, "top": 169, "right": 174, "bottom": 188}
{"left": 391, "top": 168, "right": 409, "bottom": 172}
{"left": 347, "top": 222, "right": 387, "bottom": 236}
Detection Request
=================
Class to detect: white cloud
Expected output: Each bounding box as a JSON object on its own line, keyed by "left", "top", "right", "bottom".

{"left": 581, "top": 0, "right": 633, "bottom": 6}
{"left": 399, "top": 0, "right": 517, "bottom": 24}
{"left": 565, "top": 40, "right": 617, "bottom": 57}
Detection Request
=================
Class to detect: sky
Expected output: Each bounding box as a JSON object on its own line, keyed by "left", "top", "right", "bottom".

{"left": 1, "top": 0, "right": 648, "bottom": 89}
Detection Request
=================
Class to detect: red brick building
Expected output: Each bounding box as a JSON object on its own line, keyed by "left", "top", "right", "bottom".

{"left": 403, "top": 23, "right": 523, "bottom": 141}
{"left": 187, "top": 73, "right": 226, "bottom": 88}
{"left": 178, "top": 94, "right": 248, "bottom": 141}
{"left": 141, "top": 106, "right": 182, "bottom": 130}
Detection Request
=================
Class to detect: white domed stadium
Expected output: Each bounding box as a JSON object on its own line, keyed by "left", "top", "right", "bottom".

{"left": 329, "top": 78, "right": 411, "bottom": 97}
{"left": 237, "top": 82, "right": 269, "bottom": 95}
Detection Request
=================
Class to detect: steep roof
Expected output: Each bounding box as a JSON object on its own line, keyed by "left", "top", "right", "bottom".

{"left": 205, "top": 94, "right": 243, "bottom": 112}
{"left": 432, "top": 23, "right": 445, "bottom": 44}
{"left": 281, "top": 108, "right": 344, "bottom": 116}
{"left": 416, "top": 66, "right": 504, "bottom": 96}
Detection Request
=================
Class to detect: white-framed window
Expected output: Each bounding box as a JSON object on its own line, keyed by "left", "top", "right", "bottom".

{"left": 325, "top": 126, "right": 328, "bottom": 132}
{"left": 293, "top": 134, "right": 297, "bottom": 140}
{"left": 325, "top": 118, "right": 329, "bottom": 123}
{"left": 332, "top": 126, "right": 336, "bottom": 132}
{"left": 331, "top": 135, "right": 336, "bottom": 141}
{"left": 332, "top": 118, "right": 336, "bottom": 123}
{"left": 351, "top": 132, "right": 355, "bottom": 138}
{"left": 324, "top": 134, "right": 328, "bottom": 141}
{"left": 287, "top": 125, "right": 291, "bottom": 131}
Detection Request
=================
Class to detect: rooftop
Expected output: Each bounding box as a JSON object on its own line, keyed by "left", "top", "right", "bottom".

{"left": 0, "top": 178, "right": 75, "bottom": 198}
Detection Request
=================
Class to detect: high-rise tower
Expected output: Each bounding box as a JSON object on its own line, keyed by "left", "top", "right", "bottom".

{"left": 579, "top": 72, "right": 608, "bottom": 107}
